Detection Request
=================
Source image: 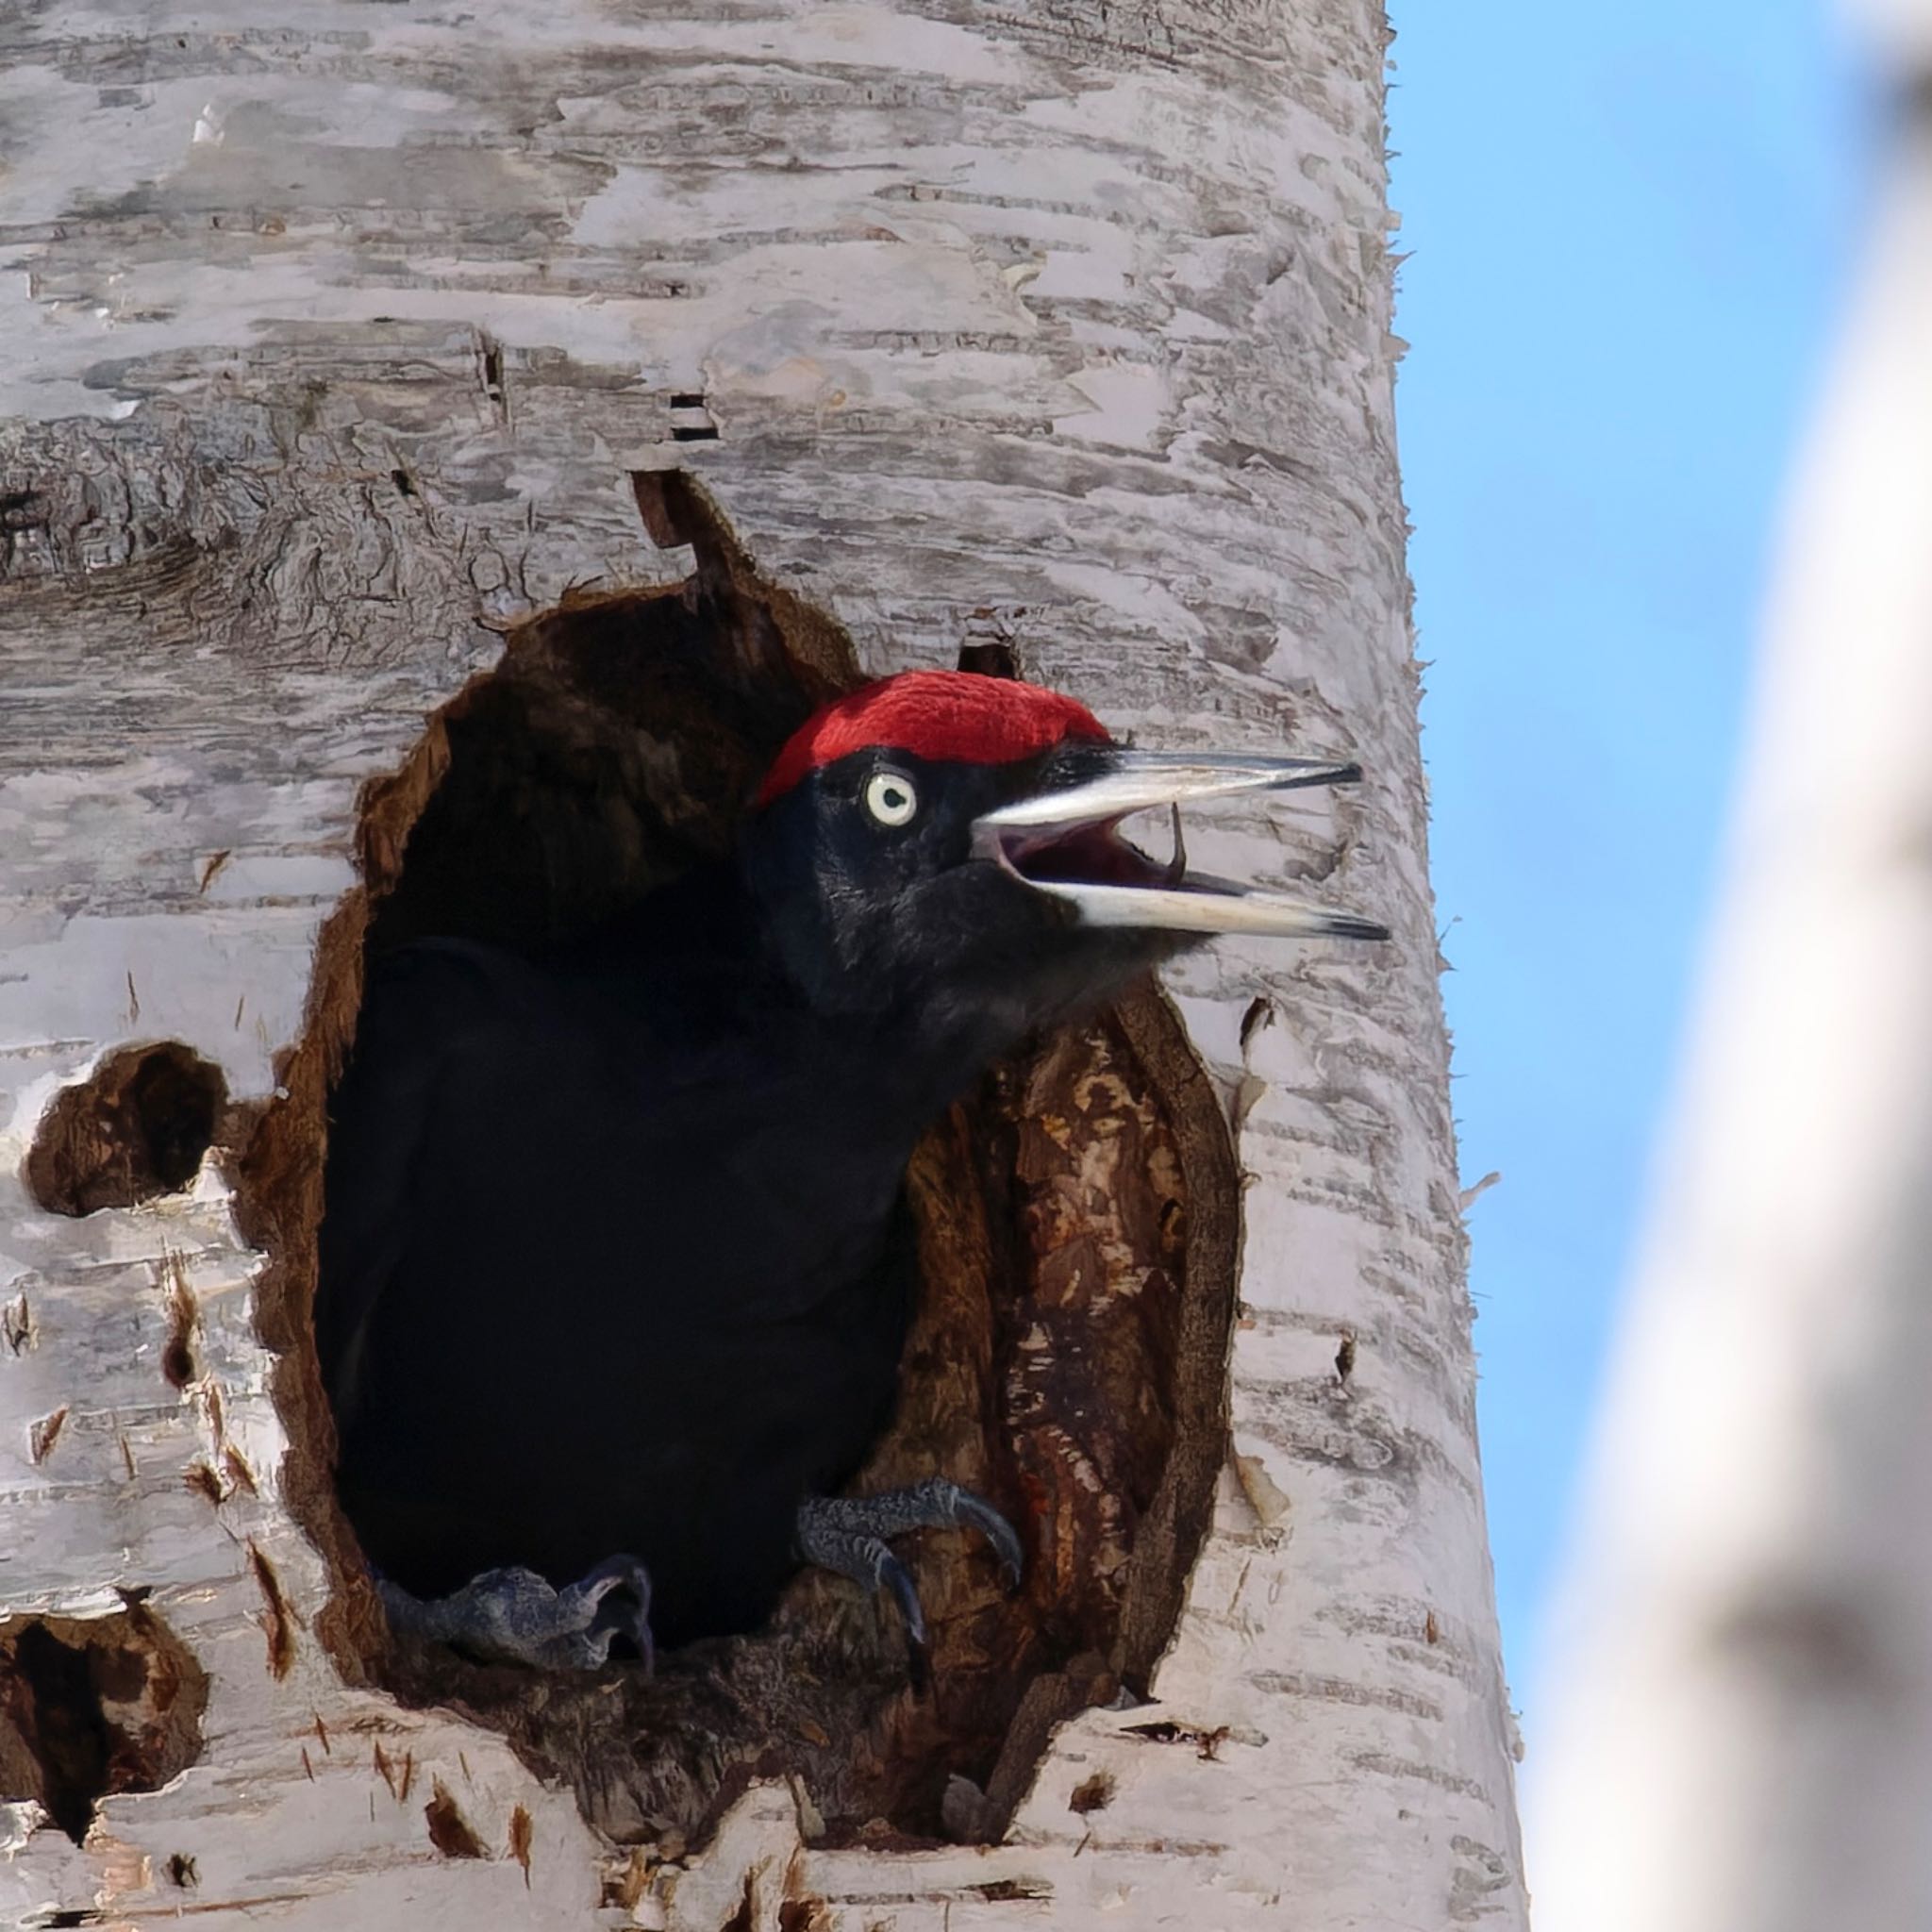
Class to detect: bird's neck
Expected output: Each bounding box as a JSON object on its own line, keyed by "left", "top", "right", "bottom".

{"left": 730, "top": 862, "right": 1019, "bottom": 1115}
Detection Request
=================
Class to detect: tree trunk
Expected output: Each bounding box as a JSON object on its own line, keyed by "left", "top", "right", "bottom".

{"left": 0, "top": 5, "right": 1525, "bottom": 1927}
{"left": 1533, "top": 10, "right": 1932, "bottom": 1926}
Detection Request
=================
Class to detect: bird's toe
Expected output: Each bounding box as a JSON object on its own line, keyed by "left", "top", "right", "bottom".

{"left": 378, "top": 1556, "right": 655, "bottom": 1672}
{"left": 795, "top": 1479, "right": 1024, "bottom": 1684}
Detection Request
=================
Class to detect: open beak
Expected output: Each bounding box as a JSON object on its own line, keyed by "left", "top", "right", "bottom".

{"left": 973, "top": 749, "right": 1390, "bottom": 941}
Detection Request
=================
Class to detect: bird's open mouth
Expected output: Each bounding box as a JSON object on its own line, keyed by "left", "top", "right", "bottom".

{"left": 1000, "top": 820, "right": 1181, "bottom": 891}
{"left": 974, "top": 750, "right": 1390, "bottom": 941}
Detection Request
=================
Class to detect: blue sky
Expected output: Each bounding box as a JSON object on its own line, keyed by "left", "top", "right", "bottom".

{"left": 1387, "top": 3, "right": 1875, "bottom": 1734}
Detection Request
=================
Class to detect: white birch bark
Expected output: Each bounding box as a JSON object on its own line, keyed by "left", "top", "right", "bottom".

{"left": 0, "top": 4, "right": 1525, "bottom": 1925}
{"left": 1532, "top": 9, "right": 1932, "bottom": 1927}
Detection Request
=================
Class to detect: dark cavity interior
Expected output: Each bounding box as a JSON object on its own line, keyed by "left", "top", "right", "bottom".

{"left": 0, "top": 1601, "right": 209, "bottom": 1845}
{"left": 237, "top": 474, "right": 1239, "bottom": 1850}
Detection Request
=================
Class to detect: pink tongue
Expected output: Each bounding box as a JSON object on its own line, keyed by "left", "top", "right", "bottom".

{"left": 1015, "top": 825, "right": 1169, "bottom": 888}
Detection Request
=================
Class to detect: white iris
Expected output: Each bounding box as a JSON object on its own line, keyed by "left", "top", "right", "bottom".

{"left": 864, "top": 771, "right": 919, "bottom": 827}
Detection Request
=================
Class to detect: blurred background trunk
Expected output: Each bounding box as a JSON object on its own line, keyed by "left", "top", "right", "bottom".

{"left": 0, "top": 4, "right": 1525, "bottom": 1925}
{"left": 1534, "top": 6, "right": 1932, "bottom": 1926}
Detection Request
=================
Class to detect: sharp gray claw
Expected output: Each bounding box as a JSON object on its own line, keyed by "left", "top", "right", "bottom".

{"left": 794, "top": 1478, "right": 1024, "bottom": 1679}
{"left": 878, "top": 1548, "right": 929, "bottom": 1658}
{"left": 377, "top": 1556, "right": 654, "bottom": 1673}
{"left": 891, "top": 1568, "right": 935, "bottom": 1696}
{"left": 941, "top": 1486, "right": 1025, "bottom": 1589}
{"left": 573, "top": 1554, "right": 657, "bottom": 1675}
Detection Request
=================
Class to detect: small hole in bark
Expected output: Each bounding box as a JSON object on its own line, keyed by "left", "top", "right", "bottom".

{"left": 161, "top": 1333, "right": 197, "bottom": 1389}
{"left": 720, "top": 1873, "right": 758, "bottom": 1932}
{"left": 24, "top": 1043, "right": 225, "bottom": 1217}
{"left": 1239, "top": 995, "right": 1274, "bottom": 1049}
{"left": 391, "top": 468, "right": 416, "bottom": 498}
{"left": 1068, "top": 1770, "right": 1115, "bottom": 1813}
{"left": 667, "top": 394, "right": 719, "bottom": 444}
{"left": 955, "top": 641, "right": 1019, "bottom": 680}
{"left": 166, "top": 1852, "right": 198, "bottom": 1887}
{"left": 0, "top": 1603, "right": 208, "bottom": 1844}
{"left": 237, "top": 471, "right": 1238, "bottom": 1852}
{"left": 425, "top": 1779, "right": 489, "bottom": 1858}
{"left": 160, "top": 1257, "right": 200, "bottom": 1389}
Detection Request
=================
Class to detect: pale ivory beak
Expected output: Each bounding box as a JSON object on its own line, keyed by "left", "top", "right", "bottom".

{"left": 974, "top": 749, "right": 1390, "bottom": 941}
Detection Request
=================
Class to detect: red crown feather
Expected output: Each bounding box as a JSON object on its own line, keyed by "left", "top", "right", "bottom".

{"left": 757, "top": 671, "right": 1110, "bottom": 807}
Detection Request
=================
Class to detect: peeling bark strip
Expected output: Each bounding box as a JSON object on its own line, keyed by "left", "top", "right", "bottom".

{"left": 0, "top": 2, "right": 1524, "bottom": 1926}
{"left": 508, "top": 1802, "right": 534, "bottom": 1885}
{"left": 246, "top": 1547, "right": 297, "bottom": 1681}
{"left": 26, "top": 1407, "right": 68, "bottom": 1468}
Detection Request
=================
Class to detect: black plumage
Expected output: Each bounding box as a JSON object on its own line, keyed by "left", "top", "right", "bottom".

{"left": 319, "top": 739, "right": 1163, "bottom": 1649}
{"left": 316, "top": 672, "right": 1381, "bottom": 1659}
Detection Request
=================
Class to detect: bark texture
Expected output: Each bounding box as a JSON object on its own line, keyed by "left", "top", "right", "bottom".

{"left": 0, "top": 4, "right": 1525, "bottom": 1925}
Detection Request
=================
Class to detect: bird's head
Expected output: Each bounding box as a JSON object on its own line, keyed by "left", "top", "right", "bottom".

{"left": 742, "top": 670, "right": 1386, "bottom": 1066}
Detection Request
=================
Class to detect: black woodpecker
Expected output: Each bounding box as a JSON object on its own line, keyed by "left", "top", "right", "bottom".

{"left": 316, "top": 670, "right": 1387, "bottom": 1672}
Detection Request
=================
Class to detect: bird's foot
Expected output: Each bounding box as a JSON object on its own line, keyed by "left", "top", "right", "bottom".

{"left": 377, "top": 1554, "right": 654, "bottom": 1672}
{"left": 795, "top": 1478, "right": 1024, "bottom": 1688}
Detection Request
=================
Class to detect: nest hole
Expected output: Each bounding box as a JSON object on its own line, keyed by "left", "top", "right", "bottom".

{"left": 0, "top": 1601, "right": 209, "bottom": 1844}
{"left": 236, "top": 474, "right": 1239, "bottom": 1849}
{"left": 24, "top": 1043, "right": 226, "bottom": 1217}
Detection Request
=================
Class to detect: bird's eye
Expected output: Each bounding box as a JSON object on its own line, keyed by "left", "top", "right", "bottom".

{"left": 864, "top": 771, "right": 919, "bottom": 827}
